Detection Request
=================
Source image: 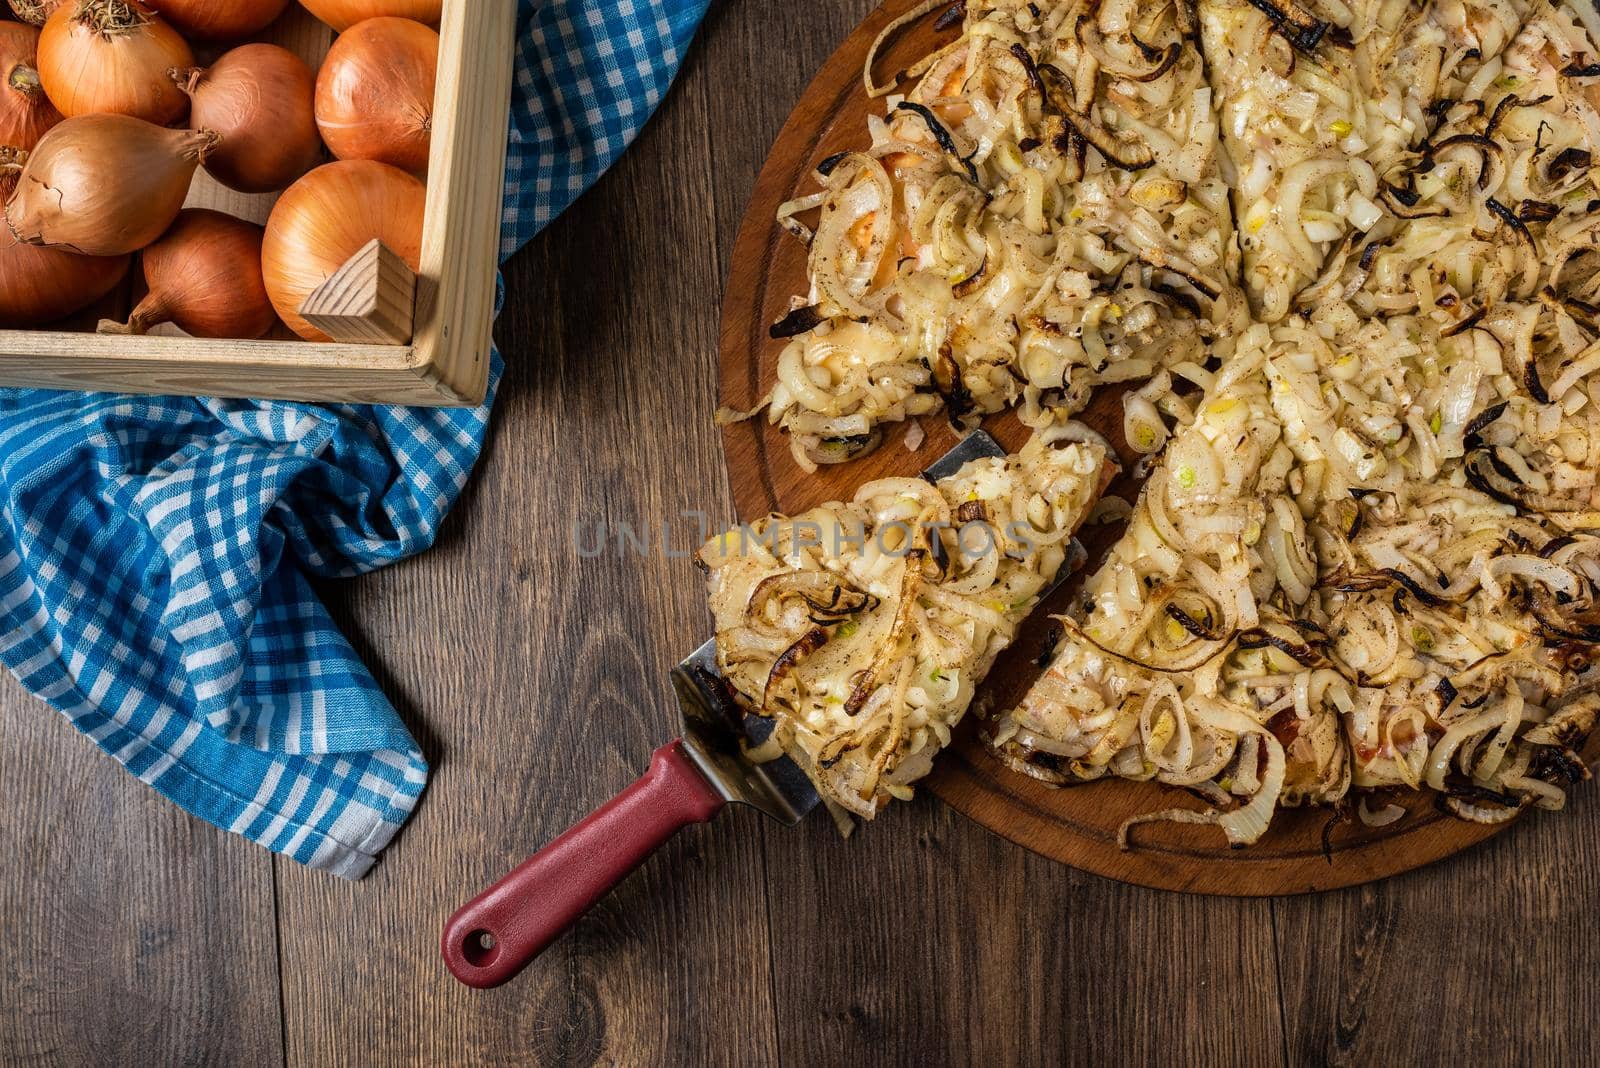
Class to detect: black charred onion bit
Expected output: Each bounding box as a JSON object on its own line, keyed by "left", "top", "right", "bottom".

{"left": 801, "top": 585, "right": 879, "bottom": 624}
{"left": 1530, "top": 596, "right": 1600, "bottom": 643}
{"left": 1436, "top": 677, "right": 1459, "bottom": 712}
{"left": 1245, "top": 0, "right": 1330, "bottom": 54}
{"left": 1562, "top": 58, "right": 1600, "bottom": 78}
{"left": 931, "top": 342, "right": 977, "bottom": 426}
{"left": 1329, "top": 569, "right": 1445, "bottom": 607}
{"left": 769, "top": 303, "right": 827, "bottom": 339}
{"left": 1024, "top": 748, "right": 1066, "bottom": 773}
{"left": 1486, "top": 197, "right": 1536, "bottom": 249}
{"left": 763, "top": 627, "right": 830, "bottom": 711}
{"left": 1463, "top": 447, "right": 1537, "bottom": 510}
{"left": 1381, "top": 181, "right": 1448, "bottom": 219}
{"left": 1548, "top": 147, "right": 1591, "bottom": 182}
{"left": 1530, "top": 747, "right": 1592, "bottom": 785}
{"left": 1442, "top": 780, "right": 1524, "bottom": 808}
{"left": 1384, "top": 568, "right": 1446, "bottom": 606}
{"left": 1525, "top": 356, "right": 1551, "bottom": 404}
{"left": 1151, "top": 280, "right": 1202, "bottom": 316}
{"left": 894, "top": 101, "right": 981, "bottom": 185}
{"left": 1541, "top": 534, "right": 1580, "bottom": 559}
{"left": 934, "top": 0, "right": 965, "bottom": 32}
{"left": 1130, "top": 33, "right": 1164, "bottom": 61}
{"left": 816, "top": 151, "right": 849, "bottom": 177}
{"left": 1485, "top": 94, "right": 1550, "bottom": 138}
{"left": 1009, "top": 42, "right": 1045, "bottom": 96}
{"left": 1237, "top": 628, "right": 1326, "bottom": 666}
{"left": 1463, "top": 399, "right": 1508, "bottom": 448}
{"left": 1387, "top": 177, "right": 1422, "bottom": 202}
{"left": 1166, "top": 602, "right": 1222, "bottom": 641}
{"left": 1427, "top": 132, "right": 1501, "bottom": 190}
{"left": 1518, "top": 199, "right": 1559, "bottom": 223}
{"left": 955, "top": 500, "right": 989, "bottom": 523}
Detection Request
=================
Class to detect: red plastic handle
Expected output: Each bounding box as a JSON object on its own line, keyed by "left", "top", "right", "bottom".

{"left": 441, "top": 739, "right": 725, "bottom": 988}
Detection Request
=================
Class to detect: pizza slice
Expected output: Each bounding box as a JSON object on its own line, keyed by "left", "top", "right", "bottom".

{"left": 990, "top": 324, "right": 1353, "bottom": 845}
{"left": 699, "top": 426, "right": 1111, "bottom": 822}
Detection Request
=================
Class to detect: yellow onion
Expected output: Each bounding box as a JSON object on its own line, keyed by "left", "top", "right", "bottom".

{"left": 262, "top": 159, "right": 424, "bottom": 341}
{"left": 299, "top": 0, "right": 440, "bottom": 31}
{"left": 0, "top": 22, "right": 61, "bottom": 152}
{"left": 315, "top": 16, "right": 437, "bottom": 174}
{"left": 147, "top": 0, "right": 290, "bottom": 41}
{"left": 176, "top": 44, "right": 322, "bottom": 194}
{"left": 6, "top": 0, "right": 67, "bottom": 25}
{"left": 38, "top": 0, "right": 193, "bottom": 124}
{"left": 0, "top": 148, "right": 131, "bottom": 326}
{"left": 4, "top": 113, "right": 217, "bottom": 256}
{"left": 101, "top": 209, "right": 277, "bottom": 339}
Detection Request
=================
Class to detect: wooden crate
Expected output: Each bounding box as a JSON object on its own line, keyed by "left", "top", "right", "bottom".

{"left": 0, "top": 0, "right": 514, "bottom": 407}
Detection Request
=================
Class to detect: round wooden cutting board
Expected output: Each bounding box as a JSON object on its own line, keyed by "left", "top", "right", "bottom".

{"left": 716, "top": 0, "right": 1582, "bottom": 894}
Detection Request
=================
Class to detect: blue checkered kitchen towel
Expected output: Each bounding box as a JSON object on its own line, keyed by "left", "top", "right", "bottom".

{"left": 0, "top": 0, "right": 710, "bottom": 879}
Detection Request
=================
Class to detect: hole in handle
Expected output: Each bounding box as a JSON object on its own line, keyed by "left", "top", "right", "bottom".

{"left": 462, "top": 929, "right": 499, "bottom": 967}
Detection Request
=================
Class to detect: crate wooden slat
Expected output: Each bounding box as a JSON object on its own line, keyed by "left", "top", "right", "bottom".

{"left": 0, "top": 0, "right": 514, "bottom": 407}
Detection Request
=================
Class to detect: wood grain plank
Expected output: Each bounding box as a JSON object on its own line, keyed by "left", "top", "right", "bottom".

{"left": 0, "top": 674, "right": 284, "bottom": 1066}
{"left": 271, "top": 29, "right": 781, "bottom": 1066}
{"left": 1274, "top": 789, "right": 1600, "bottom": 1065}
{"left": 758, "top": 801, "right": 1287, "bottom": 1067}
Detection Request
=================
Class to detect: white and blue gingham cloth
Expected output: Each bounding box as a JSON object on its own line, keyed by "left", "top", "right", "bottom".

{"left": 0, "top": 0, "right": 710, "bottom": 879}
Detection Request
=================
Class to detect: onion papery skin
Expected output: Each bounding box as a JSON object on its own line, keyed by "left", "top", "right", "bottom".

{"left": 106, "top": 208, "right": 276, "bottom": 339}
{"left": 0, "top": 22, "right": 61, "bottom": 152}
{"left": 0, "top": 223, "right": 129, "bottom": 327}
{"left": 146, "top": 0, "right": 290, "bottom": 41}
{"left": 299, "top": 0, "right": 440, "bottom": 32}
{"left": 6, "top": 0, "right": 67, "bottom": 26}
{"left": 37, "top": 0, "right": 193, "bottom": 124}
{"left": 262, "top": 159, "right": 424, "bottom": 341}
{"left": 315, "top": 16, "right": 437, "bottom": 174}
{"left": 179, "top": 44, "right": 322, "bottom": 194}
{"left": 4, "top": 113, "right": 217, "bottom": 256}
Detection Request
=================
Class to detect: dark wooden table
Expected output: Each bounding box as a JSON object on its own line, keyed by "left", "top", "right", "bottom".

{"left": 3, "top": 3, "right": 1597, "bottom": 1064}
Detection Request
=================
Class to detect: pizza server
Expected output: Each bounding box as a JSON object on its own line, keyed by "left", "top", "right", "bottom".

{"left": 441, "top": 431, "right": 1012, "bottom": 988}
